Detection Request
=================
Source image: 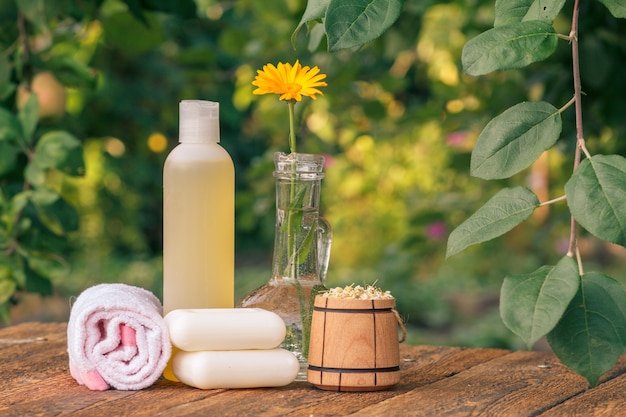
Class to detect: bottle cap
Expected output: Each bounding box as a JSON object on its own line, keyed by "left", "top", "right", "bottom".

{"left": 179, "top": 100, "right": 220, "bottom": 143}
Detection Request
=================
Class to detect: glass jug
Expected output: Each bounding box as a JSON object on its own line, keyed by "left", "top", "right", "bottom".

{"left": 239, "top": 152, "right": 332, "bottom": 380}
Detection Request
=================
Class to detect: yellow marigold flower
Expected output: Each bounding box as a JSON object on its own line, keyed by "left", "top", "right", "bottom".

{"left": 252, "top": 60, "right": 327, "bottom": 102}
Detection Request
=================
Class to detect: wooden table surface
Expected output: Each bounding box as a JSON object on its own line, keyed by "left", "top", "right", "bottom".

{"left": 1, "top": 322, "right": 625, "bottom": 416}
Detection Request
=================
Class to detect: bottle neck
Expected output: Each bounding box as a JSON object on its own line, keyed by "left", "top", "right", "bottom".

{"left": 271, "top": 152, "right": 326, "bottom": 284}
{"left": 273, "top": 152, "right": 325, "bottom": 181}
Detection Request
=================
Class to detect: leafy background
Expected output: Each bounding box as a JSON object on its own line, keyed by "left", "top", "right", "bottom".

{"left": 2, "top": 0, "right": 626, "bottom": 352}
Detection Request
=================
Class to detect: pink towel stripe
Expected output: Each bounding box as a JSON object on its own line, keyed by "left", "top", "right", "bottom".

{"left": 120, "top": 323, "right": 137, "bottom": 347}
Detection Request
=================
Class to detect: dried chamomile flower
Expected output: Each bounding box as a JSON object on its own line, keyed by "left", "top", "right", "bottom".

{"left": 322, "top": 284, "right": 393, "bottom": 300}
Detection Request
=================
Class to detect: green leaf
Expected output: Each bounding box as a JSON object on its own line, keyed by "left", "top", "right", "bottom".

{"left": 121, "top": 0, "right": 149, "bottom": 26}
{"left": 547, "top": 272, "right": 626, "bottom": 387}
{"left": 295, "top": 218, "right": 317, "bottom": 266}
{"left": 18, "top": 93, "right": 39, "bottom": 143}
{"left": 122, "top": 0, "right": 197, "bottom": 25}
{"left": 0, "top": 108, "right": 23, "bottom": 144}
{"left": 307, "top": 23, "right": 327, "bottom": 52}
{"left": 0, "top": 261, "right": 16, "bottom": 306}
{"left": 16, "top": 0, "right": 58, "bottom": 31}
{"left": 0, "top": 142, "right": 20, "bottom": 176}
{"left": 596, "top": 0, "right": 626, "bottom": 18}
{"left": 524, "top": 0, "right": 567, "bottom": 22}
{"left": 11, "top": 260, "right": 27, "bottom": 289}
{"left": 24, "top": 251, "right": 69, "bottom": 280}
{"left": 140, "top": 0, "right": 197, "bottom": 18}
{"left": 32, "top": 131, "right": 85, "bottom": 176}
{"left": 24, "top": 163, "right": 46, "bottom": 187}
{"left": 24, "top": 262, "right": 52, "bottom": 296}
{"left": 0, "top": 45, "right": 15, "bottom": 101}
{"left": 30, "top": 187, "right": 79, "bottom": 236}
{"left": 292, "top": 0, "right": 330, "bottom": 46}
{"left": 3, "top": 192, "right": 31, "bottom": 235}
{"left": 462, "top": 21, "right": 558, "bottom": 76}
{"left": 0, "top": 56, "right": 9, "bottom": 82}
{"left": 282, "top": 185, "right": 307, "bottom": 238}
{"left": 470, "top": 101, "right": 562, "bottom": 180}
{"left": 565, "top": 155, "right": 626, "bottom": 247}
{"left": 0, "top": 279, "right": 16, "bottom": 306}
{"left": 325, "top": 0, "right": 403, "bottom": 51}
{"left": 494, "top": 0, "right": 566, "bottom": 27}
{"left": 0, "top": 302, "right": 10, "bottom": 323}
{"left": 495, "top": 0, "right": 533, "bottom": 26}
{"left": 300, "top": 0, "right": 331, "bottom": 24}
{"left": 446, "top": 187, "right": 540, "bottom": 258}
{"left": 102, "top": 11, "right": 165, "bottom": 54}
{"left": 0, "top": 83, "right": 16, "bottom": 101}
{"left": 500, "top": 256, "right": 579, "bottom": 349}
{"left": 46, "top": 56, "right": 98, "bottom": 89}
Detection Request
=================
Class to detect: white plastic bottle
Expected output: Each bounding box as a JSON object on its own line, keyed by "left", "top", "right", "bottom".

{"left": 163, "top": 100, "right": 234, "bottom": 314}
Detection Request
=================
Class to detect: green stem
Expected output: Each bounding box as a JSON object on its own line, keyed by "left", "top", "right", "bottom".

{"left": 286, "top": 160, "right": 306, "bottom": 357}
{"left": 286, "top": 172, "right": 297, "bottom": 280}
{"left": 285, "top": 101, "right": 314, "bottom": 359}
{"left": 286, "top": 100, "right": 298, "bottom": 279}
{"left": 288, "top": 101, "right": 296, "bottom": 154}
{"left": 568, "top": 0, "right": 583, "bottom": 258}
{"left": 539, "top": 195, "right": 566, "bottom": 207}
{"left": 575, "top": 245, "right": 584, "bottom": 276}
{"left": 558, "top": 96, "right": 576, "bottom": 113}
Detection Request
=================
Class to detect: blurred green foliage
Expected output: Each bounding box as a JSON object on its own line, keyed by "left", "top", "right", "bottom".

{"left": 1, "top": 0, "right": 625, "bottom": 349}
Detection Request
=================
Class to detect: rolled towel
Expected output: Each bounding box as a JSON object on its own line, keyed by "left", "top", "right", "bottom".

{"left": 67, "top": 283, "right": 171, "bottom": 390}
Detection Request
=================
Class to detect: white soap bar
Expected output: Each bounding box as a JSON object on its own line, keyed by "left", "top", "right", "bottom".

{"left": 173, "top": 349, "right": 299, "bottom": 389}
{"left": 164, "top": 308, "right": 286, "bottom": 351}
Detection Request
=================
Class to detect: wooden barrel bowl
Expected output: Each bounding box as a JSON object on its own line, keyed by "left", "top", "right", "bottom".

{"left": 307, "top": 295, "right": 401, "bottom": 391}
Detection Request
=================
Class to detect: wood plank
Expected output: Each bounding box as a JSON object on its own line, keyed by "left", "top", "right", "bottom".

{"left": 345, "top": 350, "right": 626, "bottom": 417}
{"left": 539, "top": 359, "right": 626, "bottom": 417}
{"left": 0, "top": 323, "right": 507, "bottom": 417}
{"left": 266, "top": 346, "right": 510, "bottom": 417}
{"left": 63, "top": 345, "right": 509, "bottom": 417}
{"left": 1, "top": 322, "right": 625, "bottom": 416}
{"left": 1, "top": 376, "right": 134, "bottom": 417}
{"left": 0, "top": 321, "right": 66, "bottom": 341}
{"left": 0, "top": 322, "right": 68, "bottom": 394}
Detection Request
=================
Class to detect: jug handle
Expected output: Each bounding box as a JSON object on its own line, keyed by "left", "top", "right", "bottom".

{"left": 316, "top": 217, "right": 332, "bottom": 284}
